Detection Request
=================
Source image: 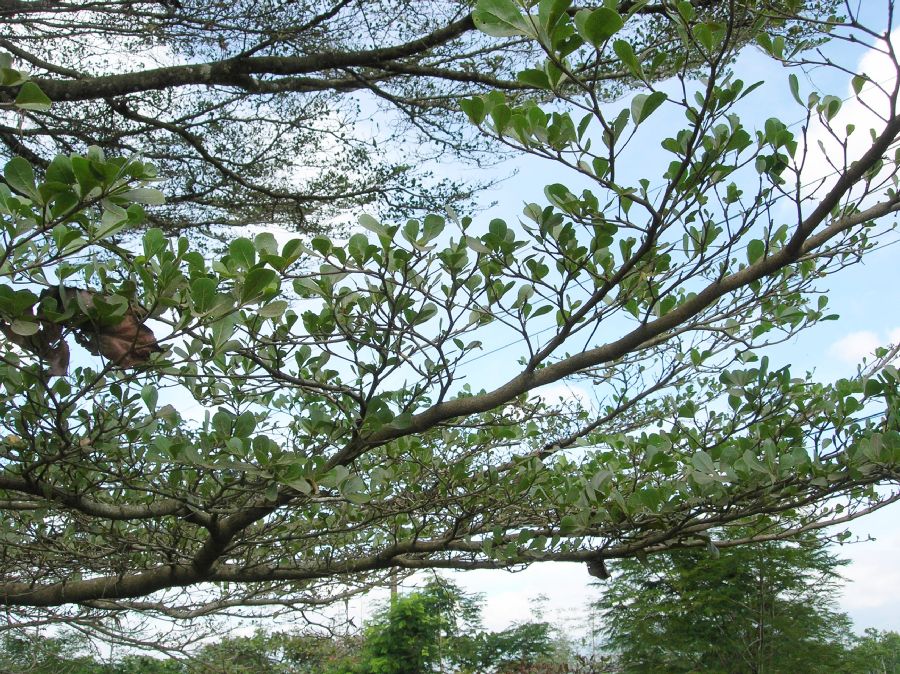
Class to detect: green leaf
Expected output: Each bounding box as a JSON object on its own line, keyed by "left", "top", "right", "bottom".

{"left": 70, "top": 156, "right": 100, "bottom": 195}
{"left": 286, "top": 477, "right": 315, "bottom": 495}
{"left": 676, "top": 0, "right": 695, "bottom": 21}
{"left": 691, "top": 450, "right": 716, "bottom": 474}
{"left": 466, "top": 236, "right": 491, "bottom": 254}
{"left": 191, "top": 277, "right": 217, "bottom": 313}
{"left": 538, "top": 0, "right": 570, "bottom": 36}
{"left": 414, "top": 302, "right": 438, "bottom": 325}
{"left": 212, "top": 410, "right": 234, "bottom": 437}
{"left": 422, "top": 213, "right": 445, "bottom": 242}
{"left": 517, "top": 68, "right": 551, "bottom": 89}
{"left": 613, "top": 40, "right": 644, "bottom": 79}
{"left": 46, "top": 155, "right": 75, "bottom": 185}
{"left": 258, "top": 299, "right": 288, "bottom": 318}
{"left": 142, "top": 228, "right": 167, "bottom": 259}
{"left": 4, "top": 157, "right": 37, "bottom": 199}
{"left": 141, "top": 385, "right": 158, "bottom": 412}
{"left": 234, "top": 411, "right": 256, "bottom": 438}
{"left": 515, "top": 284, "right": 534, "bottom": 307}
{"left": 630, "top": 91, "right": 667, "bottom": 124}
{"left": 358, "top": 213, "right": 387, "bottom": 237}
{"left": 99, "top": 203, "right": 128, "bottom": 237}
{"left": 746, "top": 239, "right": 765, "bottom": 264}
{"left": 14, "top": 81, "right": 52, "bottom": 111}
{"left": 118, "top": 188, "right": 166, "bottom": 205}
{"left": 265, "top": 483, "right": 278, "bottom": 501}
{"left": 820, "top": 95, "right": 842, "bottom": 121}
{"left": 864, "top": 378, "right": 883, "bottom": 397}
{"left": 254, "top": 232, "right": 278, "bottom": 256}
{"left": 459, "top": 97, "right": 486, "bottom": 125}
{"left": 281, "top": 238, "right": 307, "bottom": 262}
{"left": 473, "top": 0, "right": 530, "bottom": 37}
{"left": 348, "top": 233, "right": 370, "bottom": 264}
{"left": 693, "top": 23, "right": 713, "bottom": 51}
{"left": 788, "top": 73, "right": 802, "bottom": 106}
{"left": 574, "top": 7, "right": 623, "bottom": 47}
{"left": 211, "top": 312, "right": 238, "bottom": 350}
{"left": 229, "top": 237, "right": 256, "bottom": 270}
{"left": 490, "top": 103, "right": 512, "bottom": 133}
{"left": 241, "top": 267, "right": 277, "bottom": 303}
{"left": 9, "top": 319, "right": 39, "bottom": 336}
{"left": 0, "top": 286, "right": 38, "bottom": 317}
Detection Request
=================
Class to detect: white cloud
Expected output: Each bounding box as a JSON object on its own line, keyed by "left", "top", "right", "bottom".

{"left": 827, "top": 327, "right": 900, "bottom": 363}
{"left": 835, "top": 504, "right": 900, "bottom": 631}
{"left": 828, "top": 331, "right": 883, "bottom": 363}
{"left": 531, "top": 382, "right": 593, "bottom": 408}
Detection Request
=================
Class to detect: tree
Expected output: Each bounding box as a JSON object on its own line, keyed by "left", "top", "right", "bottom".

{"left": 179, "top": 630, "right": 354, "bottom": 674}
{"left": 595, "top": 530, "right": 856, "bottom": 673}
{"left": 0, "top": 628, "right": 350, "bottom": 673}
{"left": 847, "top": 629, "right": 900, "bottom": 674}
{"left": 467, "top": 622, "right": 560, "bottom": 673}
{"left": 338, "top": 579, "right": 557, "bottom": 674}
{"left": 0, "top": 631, "right": 110, "bottom": 674}
{"left": 0, "top": 0, "right": 899, "bottom": 651}
{"left": 350, "top": 580, "right": 475, "bottom": 673}
{"left": 0, "top": 1, "right": 831, "bottom": 235}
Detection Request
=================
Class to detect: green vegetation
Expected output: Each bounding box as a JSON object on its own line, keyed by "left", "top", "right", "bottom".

{"left": 0, "top": 581, "right": 562, "bottom": 673}
{"left": 596, "top": 532, "right": 857, "bottom": 672}
{"left": 2, "top": 565, "right": 898, "bottom": 672}
{"left": 0, "top": 1, "right": 829, "bottom": 235}
{"left": 0, "top": 0, "right": 897, "bottom": 659}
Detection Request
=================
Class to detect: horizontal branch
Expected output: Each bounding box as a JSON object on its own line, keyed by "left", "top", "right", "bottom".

{"left": 0, "top": 473, "right": 208, "bottom": 523}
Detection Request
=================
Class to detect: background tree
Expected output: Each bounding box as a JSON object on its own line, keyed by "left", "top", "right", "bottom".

{"left": 351, "top": 580, "right": 479, "bottom": 674}
{"left": 846, "top": 630, "right": 900, "bottom": 674}
{"left": 465, "top": 621, "right": 560, "bottom": 673}
{"left": 0, "top": 0, "right": 898, "bottom": 651}
{"left": 179, "top": 630, "right": 356, "bottom": 674}
{"left": 0, "top": 631, "right": 107, "bottom": 674}
{"left": 0, "top": 629, "right": 355, "bottom": 673}
{"left": 333, "top": 579, "right": 558, "bottom": 674}
{"left": 0, "top": 0, "right": 834, "bottom": 235}
{"left": 595, "top": 530, "right": 856, "bottom": 673}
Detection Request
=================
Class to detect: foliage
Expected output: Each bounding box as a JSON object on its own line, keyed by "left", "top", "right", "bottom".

{"left": 115, "top": 656, "right": 184, "bottom": 674}
{"left": 354, "top": 588, "right": 455, "bottom": 673}
{"left": 0, "top": 0, "right": 898, "bottom": 650}
{"left": 0, "top": 629, "right": 357, "bottom": 673}
{"left": 178, "top": 630, "right": 357, "bottom": 674}
{"left": 0, "top": 583, "right": 562, "bottom": 673}
{"left": 457, "top": 621, "right": 559, "bottom": 673}
{"left": 0, "top": 1, "right": 835, "bottom": 235}
{"left": 0, "top": 592, "right": 900, "bottom": 674}
{"left": 847, "top": 629, "right": 900, "bottom": 674}
{"left": 0, "top": 633, "right": 103, "bottom": 674}
{"left": 316, "top": 580, "right": 558, "bottom": 674}
{"left": 595, "top": 531, "right": 856, "bottom": 673}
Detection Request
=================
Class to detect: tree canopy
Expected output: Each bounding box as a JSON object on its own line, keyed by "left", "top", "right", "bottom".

{"left": 346, "top": 579, "right": 558, "bottom": 674}
{"left": 0, "top": 0, "right": 898, "bottom": 651}
{"left": 596, "top": 530, "right": 856, "bottom": 672}
{"left": 0, "top": 0, "right": 832, "bottom": 235}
